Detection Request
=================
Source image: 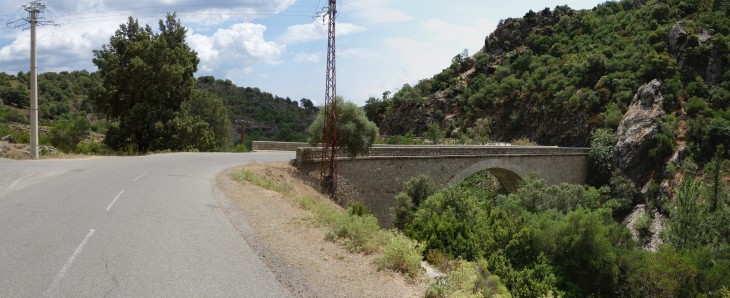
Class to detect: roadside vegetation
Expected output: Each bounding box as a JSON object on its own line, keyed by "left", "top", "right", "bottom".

{"left": 229, "top": 168, "right": 424, "bottom": 279}
{"left": 391, "top": 170, "right": 730, "bottom": 297}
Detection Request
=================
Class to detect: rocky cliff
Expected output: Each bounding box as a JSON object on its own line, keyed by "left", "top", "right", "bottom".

{"left": 365, "top": 0, "right": 729, "bottom": 188}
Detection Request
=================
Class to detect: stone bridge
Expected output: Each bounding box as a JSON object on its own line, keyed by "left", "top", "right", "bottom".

{"left": 291, "top": 145, "right": 589, "bottom": 226}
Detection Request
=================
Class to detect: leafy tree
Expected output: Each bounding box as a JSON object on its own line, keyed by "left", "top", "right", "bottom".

{"left": 393, "top": 175, "right": 437, "bottom": 230}
{"left": 466, "top": 117, "right": 492, "bottom": 144}
{"left": 424, "top": 122, "right": 446, "bottom": 144}
{"left": 588, "top": 128, "right": 617, "bottom": 186}
{"left": 0, "top": 85, "right": 29, "bottom": 108}
{"left": 299, "top": 98, "right": 317, "bottom": 112}
{"left": 91, "top": 13, "right": 199, "bottom": 153}
{"left": 307, "top": 97, "right": 379, "bottom": 158}
{"left": 169, "top": 89, "right": 232, "bottom": 151}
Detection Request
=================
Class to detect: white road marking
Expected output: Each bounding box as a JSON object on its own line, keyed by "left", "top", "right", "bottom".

{"left": 6, "top": 172, "right": 34, "bottom": 191}
{"left": 43, "top": 229, "right": 96, "bottom": 298}
{"left": 132, "top": 172, "right": 148, "bottom": 182}
{"left": 105, "top": 189, "right": 125, "bottom": 211}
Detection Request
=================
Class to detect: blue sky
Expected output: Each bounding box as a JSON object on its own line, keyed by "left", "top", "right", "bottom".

{"left": 0, "top": 0, "right": 608, "bottom": 106}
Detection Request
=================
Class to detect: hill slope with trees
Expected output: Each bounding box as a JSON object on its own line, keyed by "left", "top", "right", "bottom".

{"left": 366, "top": 0, "right": 728, "bottom": 150}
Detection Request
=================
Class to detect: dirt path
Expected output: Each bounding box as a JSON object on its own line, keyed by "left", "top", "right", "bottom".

{"left": 214, "top": 162, "right": 426, "bottom": 297}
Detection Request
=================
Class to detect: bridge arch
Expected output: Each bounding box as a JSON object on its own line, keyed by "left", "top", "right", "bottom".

{"left": 448, "top": 159, "right": 528, "bottom": 192}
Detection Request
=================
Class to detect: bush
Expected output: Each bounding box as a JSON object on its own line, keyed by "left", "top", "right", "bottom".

{"left": 603, "top": 102, "right": 623, "bottom": 128}
{"left": 347, "top": 202, "right": 371, "bottom": 216}
{"left": 510, "top": 138, "right": 537, "bottom": 146}
{"left": 375, "top": 231, "right": 424, "bottom": 278}
{"left": 0, "top": 107, "right": 28, "bottom": 124}
{"left": 406, "top": 186, "right": 518, "bottom": 260}
{"left": 308, "top": 97, "right": 379, "bottom": 158}
{"left": 607, "top": 171, "right": 638, "bottom": 212}
{"left": 394, "top": 175, "right": 437, "bottom": 230}
{"left": 425, "top": 122, "right": 446, "bottom": 145}
{"left": 48, "top": 114, "right": 90, "bottom": 152}
{"left": 325, "top": 214, "right": 383, "bottom": 254}
{"left": 500, "top": 178, "right": 603, "bottom": 214}
{"left": 687, "top": 96, "right": 709, "bottom": 116}
{"left": 588, "top": 128, "right": 617, "bottom": 186}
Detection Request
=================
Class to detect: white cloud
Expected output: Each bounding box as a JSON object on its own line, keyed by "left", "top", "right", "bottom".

{"left": 340, "top": 48, "right": 375, "bottom": 59}
{"left": 345, "top": 0, "right": 413, "bottom": 24}
{"left": 0, "top": 20, "right": 120, "bottom": 73}
{"left": 188, "top": 23, "right": 285, "bottom": 73}
{"left": 422, "top": 19, "right": 494, "bottom": 49}
{"left": 293, "top": 52, "right": 321, "bottom": 63}
{"left": 277, "top": 17, "right": 367, "bottom": 44}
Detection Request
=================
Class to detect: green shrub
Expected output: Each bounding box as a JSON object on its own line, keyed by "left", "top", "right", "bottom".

{"left": 603, "top": 102, "right": 623, "bottom": 129}
{"left": 375, "top": 231, "right": 424, "bottom": 278}
{"left": 394, "top": 175, "right": 437, "bottom": 230}
{"left": 0, "top": 107, "right": 28, "bottom": 124}
{"left": 48, "top": 114, "right": 90, "bottom": 152}
{"left": 76, "top": 141, "right": 111, "bottom": 155}
{"left": 307, "top": 97, "right": 379, "bottom": 158}
{"left": 426, "top": 249, "right": 453, "bottom": 272}
{"left": 425, "top": 277, "right": 450, "bottom": 298}
{"left": 230, "top": 169, "right": 293, "bottom": 195}
{"left": 407, "top": 186, "right": 518, "bottom": 260}
{"left": 588, "top": 128, "right": 617, "bottom": 186}
{"left": 227, "top": 143, "right": 248, "bottom": 152}
{"left": 325, "top": 214, "right": 383, "bottom": 254}
{"left": 347, "top": 202, "right": 371, "bottom": 216}
{"left": 510, "top": 138, "right": 537, "bottom": 146}
{"left": 633, "top": 211, "right": 653, "bottom": 242}
{"left": 687, "top": 96, "right": 709, "bottom": 116}
{"left": 425, "top": 122, "right": 446, "bottom": 145}
{"left": 500, "top": 178, "right": 603, "bottom": 214}
{"left": 429, "top": 259, "right": 513, "bottom": 298}
{"left": 607, "top": 171, "right": 638, "bottom": 212}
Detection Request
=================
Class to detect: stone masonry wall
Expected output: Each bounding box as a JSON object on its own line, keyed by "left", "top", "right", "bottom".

{"left": 296, "top": 146, "right": 589, "bottom": 227}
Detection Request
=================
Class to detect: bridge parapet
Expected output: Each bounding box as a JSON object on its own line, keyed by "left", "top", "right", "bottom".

{"left": 294, "top": 145, "right": 590, "bottom": 227}
{"left": 295, "top": 146, "right": 589, "bottom": 165}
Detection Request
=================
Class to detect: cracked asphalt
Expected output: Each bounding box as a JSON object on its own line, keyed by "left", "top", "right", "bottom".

{"left": 0, "top": 152, "right": 295, "bottom": 297}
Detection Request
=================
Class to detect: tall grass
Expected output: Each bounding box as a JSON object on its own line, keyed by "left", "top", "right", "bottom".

{"left": 230, "top": 169, "right": 293, "bottom": 195}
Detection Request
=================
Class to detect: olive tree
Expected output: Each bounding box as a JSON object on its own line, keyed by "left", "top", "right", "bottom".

{"left": 307, "top": 97, "right": 379, "bottom": 158}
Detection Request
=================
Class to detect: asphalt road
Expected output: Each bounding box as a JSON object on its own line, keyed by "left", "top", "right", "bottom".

{"left": 0, "top": 152, "right": 295, "bottom": 297}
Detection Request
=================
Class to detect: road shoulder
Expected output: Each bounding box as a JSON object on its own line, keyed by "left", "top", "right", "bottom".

{"left": 214, "top": 162, "right": 426, "bottom": 297}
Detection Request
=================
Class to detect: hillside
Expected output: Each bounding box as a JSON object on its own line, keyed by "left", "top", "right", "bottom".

{"left": 366, "top": 0, "right": 728, "bottom": 151}
{"left": 0, "top": 72, "right": 316, "bottom": 154}
{"left": 363, "top": 1, "right": 730, "bottom": 296}
{"left": 196, "top": 76, "right": 318, "bottom": 145}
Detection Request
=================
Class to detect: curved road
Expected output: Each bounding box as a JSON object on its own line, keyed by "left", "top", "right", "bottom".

{"left": 0, "top": 152, "right": 295, "bottom": 297}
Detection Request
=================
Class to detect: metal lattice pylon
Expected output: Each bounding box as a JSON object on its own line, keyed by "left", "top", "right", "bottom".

{"left": 320, "top": 0, "right": 337, "bottom": 195}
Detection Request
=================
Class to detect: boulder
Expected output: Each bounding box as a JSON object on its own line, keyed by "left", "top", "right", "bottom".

{"left": 1, "top": 135, "right": 14, "bottom": 143}
{"left": 668, "top": 22, "right": 687, "bottom": 57}
{"left": 613, "top": 80, "right": 666, "bottom": 185}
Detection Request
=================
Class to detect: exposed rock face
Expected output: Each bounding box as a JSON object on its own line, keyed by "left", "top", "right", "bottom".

{"left": 613, "top": 80, "right": 666, "bottom": 184}
{"left": 668, "top": 23, "right": 687, "bottom": 57}
{"left": 623, "top": 204, "right": 665, "bottom": 252}
{"left": 483, "top": 7, "right": 569, "bottom": 58}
